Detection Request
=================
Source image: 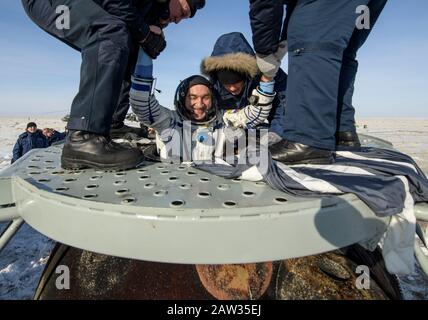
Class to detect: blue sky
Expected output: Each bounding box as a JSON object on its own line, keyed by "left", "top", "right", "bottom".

{"left": 0, "top": 0, "right": 427, "bottom": 117}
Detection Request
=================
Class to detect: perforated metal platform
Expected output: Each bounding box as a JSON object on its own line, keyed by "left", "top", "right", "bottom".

{"left": 0, "top": 134, "right": 426, "bottom": 266}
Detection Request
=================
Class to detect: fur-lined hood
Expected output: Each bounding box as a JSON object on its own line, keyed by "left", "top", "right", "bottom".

{"left": 201, "top": 32, "right": 260, "bottom": 80}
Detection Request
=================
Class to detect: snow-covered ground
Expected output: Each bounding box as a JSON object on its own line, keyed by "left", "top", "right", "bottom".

{"left": 0, "top": 224, "right": 54, "bottom": 299}
{"left": 0, "top": 117, "right": 427, "bottom": 300}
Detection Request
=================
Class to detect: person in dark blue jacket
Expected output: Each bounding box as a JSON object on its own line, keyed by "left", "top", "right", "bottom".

{"left": 12, "top": 122, "right": 49, "bottom": 164}
{"left": 21, "top": 0, "right": 205, "bottom": 170}
{"left": 201, "top": 32, "right": 287, "bottom": 144}
{"left": 249, "top": 0, "right": 387, "bottom": 164}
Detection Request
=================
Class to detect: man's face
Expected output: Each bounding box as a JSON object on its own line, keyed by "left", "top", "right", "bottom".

{"left": 27, "top": 126, "right": 37, "bottom": 133}
{"left": 43, "top": 129, "right": 53, "bottom": 138}
{"left": 168, "top": 0, "right": 191, "bottom": 24}
{"left": 223, "top": 81, "right": 245, "bottom": 96}
{"left": 185, "top": 84, "right": 213, "bottom": 122}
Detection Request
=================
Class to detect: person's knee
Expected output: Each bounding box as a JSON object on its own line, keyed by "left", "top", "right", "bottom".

{"left": 95, "top": 18, "right": 132, "bottom": 64}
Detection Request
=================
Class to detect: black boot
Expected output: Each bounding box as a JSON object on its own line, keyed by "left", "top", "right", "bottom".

{"left": 110, "top": 122, "right": 148, "bottom": 140}
{"left": 269, "top": 140, "right": 334, "bottom": 165}
{"left": 336, "top": 131, "right": 361, "bottom": 150}
{"left": 61, "top": 130, "right": 144, "bottom": 170}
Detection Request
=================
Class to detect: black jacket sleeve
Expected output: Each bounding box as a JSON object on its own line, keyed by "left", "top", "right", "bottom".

{"left": 92, "top": 0, "right": 151, "bottom": 41}
{"left": 249, "top": 0, "right": 284, "bottom": 55}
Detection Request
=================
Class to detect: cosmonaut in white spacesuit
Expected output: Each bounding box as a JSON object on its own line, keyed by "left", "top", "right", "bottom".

{"left": 129, "top": 49, "right": 276, "bottom": 164}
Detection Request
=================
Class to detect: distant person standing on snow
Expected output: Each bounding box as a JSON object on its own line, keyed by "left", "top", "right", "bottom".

{"left": 12, "top": 122, "right": 49, "bottom": 163}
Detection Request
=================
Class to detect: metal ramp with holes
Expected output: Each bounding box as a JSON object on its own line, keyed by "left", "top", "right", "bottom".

{"left": 0, "top": 134, "right": 427, "bottom": 271}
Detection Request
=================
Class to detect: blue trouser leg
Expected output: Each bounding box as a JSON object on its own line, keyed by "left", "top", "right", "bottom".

{"left": 112, "top": 42, "right": 140, "bottom": 127}
{"left": 337, "top": 0, "right": 387, "bottom": 133}
{"left": 284, "top": 0, "right": 370, "bottom": 150}
{"left": 22, "top": 0, "right": 132, "bottom": 135}
{"left": 269, "top": 91, "right": 287, "bottom": 138}
{"left": 112, "top": 79, "right": 132, "bottom": 127}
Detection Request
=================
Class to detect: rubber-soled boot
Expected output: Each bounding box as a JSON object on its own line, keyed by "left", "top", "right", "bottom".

{"left": 269, "top": 140, "right": 334, "bottom": 165}
{"left": 61, "top": 130, "right": 144, "bottom": 170}
{"left": 336, "top": 131, "right": 361, "bottom": 150}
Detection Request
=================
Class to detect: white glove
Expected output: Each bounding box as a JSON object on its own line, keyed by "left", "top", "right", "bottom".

{"left": 223, "top": 109, "right": 248, "bottom": 129}
{"left": 223, "top": 88, "right": 276, "bottom": 129}
{"left": 256, "top": 40, "right": 288, "bottom": 79}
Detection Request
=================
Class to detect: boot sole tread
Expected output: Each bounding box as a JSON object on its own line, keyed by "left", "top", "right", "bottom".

{"left": 61, "top": 156, "right": 145, "bottom": 171}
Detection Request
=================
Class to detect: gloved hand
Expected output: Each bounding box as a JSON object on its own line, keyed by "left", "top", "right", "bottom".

{"left": 256, "top": 40, "right": 288, "bottom": 79}
{"left": 223, "top": 87, "right": 276, "bottom": 129}
{"left": 223, "top": 109, "right": 247, "bottom": 128}
{"left": 140, "top": 27, "right": 166, "bottom": 59}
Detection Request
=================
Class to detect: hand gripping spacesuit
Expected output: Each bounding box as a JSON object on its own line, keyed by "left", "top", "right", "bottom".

{"left": 129, "top": 49, "right": 277, "bottom": 163}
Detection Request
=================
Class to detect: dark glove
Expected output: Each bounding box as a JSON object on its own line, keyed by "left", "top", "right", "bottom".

{"left": 140, "top": 31, "right": 166, "bottom": 59}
